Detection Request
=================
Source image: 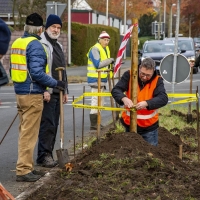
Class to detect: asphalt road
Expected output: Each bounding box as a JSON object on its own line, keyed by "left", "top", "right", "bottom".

{"left": 1, "top": 60, "right": 200, "bottom": 197}
{"left": 0, "top": 83, "right": 114, "bottom": 197}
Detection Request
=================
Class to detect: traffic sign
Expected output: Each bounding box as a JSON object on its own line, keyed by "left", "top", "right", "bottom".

{"left": 46, "top": 1, "right": 67, "bottom": 18}
{"left": 160, "top": 54, "right": 190, "bottom": 84}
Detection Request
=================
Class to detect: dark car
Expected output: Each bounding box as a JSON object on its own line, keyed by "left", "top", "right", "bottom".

{"left": 138, "top": 40, "right": 175, "bottom": 74}
{"left": 193, "top": 37, "right": 200, "bottom": 49}
{"left": 164, "top": 37, "right": 198, "bottom": 73}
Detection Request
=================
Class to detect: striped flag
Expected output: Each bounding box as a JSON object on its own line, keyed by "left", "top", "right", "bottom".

{"left": 114, "top": 24, "right": 138, "bottom": 77}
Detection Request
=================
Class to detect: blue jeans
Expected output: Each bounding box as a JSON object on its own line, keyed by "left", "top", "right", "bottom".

{"left": 125, "top": 125, "right": 158, "bottom": 146}
{"left": 140, "top": 129, "right": 158, "bottom": 146}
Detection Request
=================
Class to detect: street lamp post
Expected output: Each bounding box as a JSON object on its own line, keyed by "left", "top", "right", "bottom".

{"left": 163, "top": 0, "right": 166, "bottom": 39}
{"left": 169, "top": 3, "right": 176, "bottom": 37}
{"left": 106, "top": 0, "right": 108, "bottom": 25}
{"left": 124, "top": 0, "right": 126, "bottom": 59}
{"left": 189, "top": 15, "right": 192, "bottom": 37}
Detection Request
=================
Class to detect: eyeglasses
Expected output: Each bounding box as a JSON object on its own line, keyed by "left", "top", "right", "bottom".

{"left": 139, "top": 70, "right": 153, "bottom": 79}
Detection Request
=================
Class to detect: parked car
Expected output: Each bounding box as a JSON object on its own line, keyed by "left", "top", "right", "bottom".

{"left": 193, "top": 37, "right": 200, "bottom": 49}
{"left": 138, "top": 40, "right": 175, "bottom": 74}
{"left": 164, "top": 37, "right": 199, "bottom": 74}
{"left": 164, "top": 37, "right": 198, "bottom": 74}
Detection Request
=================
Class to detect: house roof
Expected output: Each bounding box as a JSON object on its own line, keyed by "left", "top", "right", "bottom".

{"left": 0, "top": 0, "right": 13, "bottom": 14}
{"left": 72, "top": 0, "right": 92, "bottom": 10}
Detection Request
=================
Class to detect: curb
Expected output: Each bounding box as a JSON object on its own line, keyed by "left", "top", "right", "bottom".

{"left": 15, "top": 168, "right": 60, "bottom": 200}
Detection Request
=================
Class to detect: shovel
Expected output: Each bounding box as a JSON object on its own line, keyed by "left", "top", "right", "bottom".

{"left": 56, "top": 67, "right": 69, "bottom": 168}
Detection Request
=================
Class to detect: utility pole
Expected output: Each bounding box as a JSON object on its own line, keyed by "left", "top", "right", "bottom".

{"left": 163, "top": 0, "right": 166, "bottom": 39}
{"left": 158, "top": 6, "right": 162, "bottom": 39}
{"left": 124, "top": 0, "right": 127, "bottom": 59}
{"left": 189, "top": 15, "right": 192, "bottom": 37}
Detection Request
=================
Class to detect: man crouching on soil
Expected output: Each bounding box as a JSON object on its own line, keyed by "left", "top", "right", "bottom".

{"left": 111, "top": 57, "right": 168, "bottom": 146}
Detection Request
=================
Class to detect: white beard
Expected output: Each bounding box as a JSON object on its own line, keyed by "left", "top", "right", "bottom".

{"left": 46, "top": 29, "right": 60, "bottom": 39}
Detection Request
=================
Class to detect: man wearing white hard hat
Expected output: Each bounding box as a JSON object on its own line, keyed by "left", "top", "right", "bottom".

{"left": 87, "top": 31, "right": 114, "bottom": 130}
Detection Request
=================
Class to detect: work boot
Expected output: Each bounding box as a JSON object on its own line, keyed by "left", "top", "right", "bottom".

{"left": 16, "top": 172, "right": 41, "bottom": 182}
{"left": 90, "top": 114, "right": 104, "bottom": 130}
{"left": 37, "top": 154, "right": 57, "bottom": 168}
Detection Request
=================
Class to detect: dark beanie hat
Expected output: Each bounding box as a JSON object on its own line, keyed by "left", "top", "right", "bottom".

{"left": 0, "top": 18, "right": 11, "bottom": 55}
{"left": 26, "top": 13, "right": 44, "bottom": 27}
{"left": 45, "top": 14, "right": 62, "bottom": 29}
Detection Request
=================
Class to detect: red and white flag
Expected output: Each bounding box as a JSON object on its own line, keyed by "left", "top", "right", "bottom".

{"left": 113, "top": 24, "right": 138, "bottom": 77}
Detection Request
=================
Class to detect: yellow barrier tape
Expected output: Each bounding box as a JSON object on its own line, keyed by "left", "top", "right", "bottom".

{"left": 83, "top": 92, "right": 111, "bottom": 97}
{"left": 72, "top": 92, "right": 199, "bottom": 110}
{"left": 167, "top": 93, "right": 198, "bottom": 98}
{"left": 81, "top": 92, "right": 198, "bottom": 98}
{"left": 171, "top": 97, "right": 197, "bottom": 105}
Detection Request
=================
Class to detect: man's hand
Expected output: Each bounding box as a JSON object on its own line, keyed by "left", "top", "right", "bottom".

{"left": 134, "top": 101, "right": 148, "bottom": 110}
{"left": 189, "top": 61, "right": 194, "bottom": 68}
{"left": 121, "top": 97, "right": 134, "bottom": 108}
{"left": 43, "top": 91, "right": 51, "bottom": 103}
{"left": 63, "top": 94, "right": 68, "bottom": 104}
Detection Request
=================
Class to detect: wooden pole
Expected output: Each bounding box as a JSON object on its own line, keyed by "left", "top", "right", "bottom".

{"left": 196, "top": 86, "right": 200, "bottom": 162}
{"left": 97, "top": 71, "right": 101, "bottom": 141}
{"left": 129, "top": 18, "right": 138, "bottom": 133}
{"left": 179, "top": 144, "right": 182, "bottom": 160}
{"left": 107, "top": 70, "right": 116, "bottom": 128}
{"left": 81, "top": 86, "right": 85, "bottom": 152}
{"left": 187, "top": 68, "right": 193, "bottom": 123}
{"left": 55, "top": 67, "right": 65, "bottom": 149}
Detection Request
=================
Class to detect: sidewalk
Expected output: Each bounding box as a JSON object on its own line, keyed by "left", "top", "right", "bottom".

{"left": 8, "top": 59, "right": 132, "bottom": 199}
{"left": 66, "top": 59, "right": 131, "bottom": 82}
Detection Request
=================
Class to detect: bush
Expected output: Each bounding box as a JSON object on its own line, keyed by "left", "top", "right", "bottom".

{"left": 62, "top": 22, "right": 120, "bottom": 66}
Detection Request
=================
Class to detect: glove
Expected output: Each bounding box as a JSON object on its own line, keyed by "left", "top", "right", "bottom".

{"left": 56, "top": 80, "right": 65, "bottom": 91}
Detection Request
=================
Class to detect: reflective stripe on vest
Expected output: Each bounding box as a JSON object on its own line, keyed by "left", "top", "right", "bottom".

{"left": 87, "top": 43, "right": 111, "bottom": 79}
{"left": 125, "top": 109, "right": 158, "bottom": 119}
{"left": 11, "top": 37, "right": 49, "bottom": 82}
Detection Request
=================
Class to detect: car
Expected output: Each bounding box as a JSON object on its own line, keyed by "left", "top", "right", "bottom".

{"left": 138, "top": 40, "right": 175, "bottom": 74}
{"left": 164, "top": 37, "right": 198, "bottom": 74}
{"left": 193, "top": 37, "right": 200, "bottom": 49}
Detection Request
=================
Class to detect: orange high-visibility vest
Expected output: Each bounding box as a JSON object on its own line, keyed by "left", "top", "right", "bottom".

{"left": 121, "top": 74, "right": 159, "bottom": 127}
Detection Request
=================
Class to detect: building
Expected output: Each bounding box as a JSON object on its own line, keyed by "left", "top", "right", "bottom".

{"left": 71, "top": 0, "right": 122, "bottom": 33}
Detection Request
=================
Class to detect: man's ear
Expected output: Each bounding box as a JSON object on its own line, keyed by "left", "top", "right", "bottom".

{"left": 38, "top": 27, "right": 43, "bottom": 35}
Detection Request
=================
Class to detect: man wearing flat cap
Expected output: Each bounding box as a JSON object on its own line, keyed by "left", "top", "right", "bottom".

{"left": 36, "top": 14, "right": 68, "bottom": 168}
{"left": 87, "top": 31, "right": 114, "bottom": 130}
{"left": 10, "top": 13, "right": 66, "bottom": 182}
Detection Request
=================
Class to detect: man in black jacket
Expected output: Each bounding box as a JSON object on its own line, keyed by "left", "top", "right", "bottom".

{"left": 36, "top": 14, "right": 68, "bottom": 168}
{"left": 111, "top": 57, "right": 168, "bottom": 146}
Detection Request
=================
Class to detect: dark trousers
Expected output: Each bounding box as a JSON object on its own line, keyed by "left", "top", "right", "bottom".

{"left": 37, "top": 93, "right": 60, "bottom": 163}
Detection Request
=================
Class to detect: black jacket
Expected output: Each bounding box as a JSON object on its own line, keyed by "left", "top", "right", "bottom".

{"left": 194, "top": 55, "right": 200, "bottom": 68}
{"left": 111, "top": 70, "right": 168, "bottom": 134}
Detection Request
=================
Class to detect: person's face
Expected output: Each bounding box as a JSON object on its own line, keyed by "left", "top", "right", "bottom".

{"left": 139, "top": 66, "right": 154, "bottom": 82}
{"left": 99, "top": 38, "right": 110, "bottom": 48}
{"left": 46, "top": 24, "right": 61, "bottom": 39}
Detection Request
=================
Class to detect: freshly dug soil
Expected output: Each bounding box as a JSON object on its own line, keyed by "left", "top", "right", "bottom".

{"left": 27, "top": 125, "right": 200, "bottom": 200}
